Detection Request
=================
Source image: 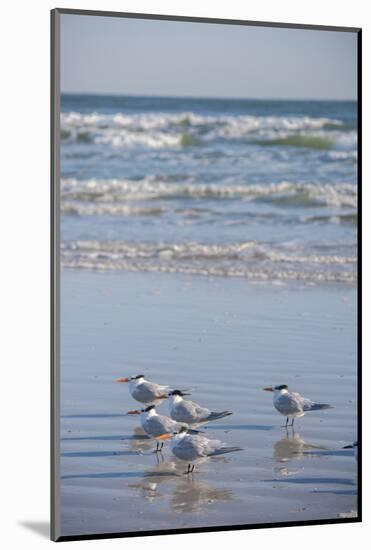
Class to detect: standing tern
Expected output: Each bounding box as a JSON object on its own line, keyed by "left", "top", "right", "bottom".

{"left": 127, "top": 404, "right": 201, "bottom": 452}
{"left": 116, "top": 374, "right": 169, "bottom": 404}
{"left": 168, "top": 390, "right": 232, "bottom": 426}
{"left": 343, "top": 441, "right": 358, "bottom": 460}
{"left": 263, "top": 384, "right": 333, "bottom": 427}
{"left": 158, "top": 427, "right": 243, "bottom": 474}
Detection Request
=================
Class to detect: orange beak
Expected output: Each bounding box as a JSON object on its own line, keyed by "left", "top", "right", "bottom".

{"left": 155, "top": 434, "right": 172, "bottom": 441}
{"left": 263, "top": 387, "right": 274, "bottom": 392}
{"left": 127, "top": 410, "right": 141, "bottom": 415}
{"left": 116, "top": 377, "right": 129, "bottom": 383}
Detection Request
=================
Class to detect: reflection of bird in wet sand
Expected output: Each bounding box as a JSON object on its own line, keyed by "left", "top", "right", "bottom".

{"left": 126, "top": 404, "right": 202, "bottom": 452}
{"left": 170, "top": 478, "right": 235, "bottom": 513}
{"left": 168, "top": 390, "right": 232, "bottom": 427}
{"left": 128, "top": 459, "right": 180, "bottom": 502}
{"left": 263, "top": 384, "right": 333, "bottom": 427}
{"left": 128, "top": 459, "right": 235, "bottom": 512}
{"left": 116, "top": 374, "right": 169, "bottom": 404}
{"left": 125, "top": 427, "right": 153, "bottom": 454}
{"left": 160, "top": 427, "right": 243, "bottom": 474}
{"left": 274, "top": 431, "right": 327, "bottom": 462}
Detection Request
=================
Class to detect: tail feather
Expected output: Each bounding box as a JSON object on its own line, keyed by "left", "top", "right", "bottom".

{"left": 308, "top": 403, "right": 333, "bottom": 411}
{"left": 208, "top": 446, "right": 243, "bottom": 457}
{"left": 187, "top": 428, "right": 204, "bottom": 435}
{"left": 206, "top": 411, "right": 233, "bottom": 422}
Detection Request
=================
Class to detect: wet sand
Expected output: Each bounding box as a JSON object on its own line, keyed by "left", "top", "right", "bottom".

{"left": 60, "top": 271, "right": 357, "bottom": 537}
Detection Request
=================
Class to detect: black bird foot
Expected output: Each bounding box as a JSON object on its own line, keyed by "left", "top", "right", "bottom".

{"left": 184, "top": 464, "right": 196, "bottom": 475}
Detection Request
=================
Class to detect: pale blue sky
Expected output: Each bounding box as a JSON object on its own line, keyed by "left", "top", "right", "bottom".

{"left": 60, "top": 14, "right": 357, "bottom": 100}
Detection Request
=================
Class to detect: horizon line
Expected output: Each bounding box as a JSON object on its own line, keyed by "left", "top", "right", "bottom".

{"left": 60, "top": 91, "right": 357, "bottom": 103}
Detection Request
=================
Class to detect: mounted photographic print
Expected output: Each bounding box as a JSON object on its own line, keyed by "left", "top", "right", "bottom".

{"left": 51, "top": 9, "right": 361, "bottom": 542}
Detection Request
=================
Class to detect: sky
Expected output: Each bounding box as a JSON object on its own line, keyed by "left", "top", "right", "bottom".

{"left": 60, "top": 14, "right": 357, "bottom": 100}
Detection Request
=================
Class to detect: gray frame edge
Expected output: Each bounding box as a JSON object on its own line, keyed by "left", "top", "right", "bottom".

{"left": 50, "top": 8, "right": 361, "bottom": 541}
{"left": 51, "top": 8, "right": 61, "bottom": 542}
{"left": 53, "top": 7, "right": 361, "bottom": 33}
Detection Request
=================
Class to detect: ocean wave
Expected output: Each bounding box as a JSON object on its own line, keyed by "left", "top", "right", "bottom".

{"left": 300, "top": 213, "right": 357, "bottom": 226}
{"left": 60, "top": 111, "right": 347, "bottom": 149}
{"left": 327, "top": 150, "right": 358, "bottom": 162}
{"left": 255, "top": 135, "right": 333, "bottom": 150}
{"left": 61, "top": 178, "right": 357, "bottom": 210}
{"left": 62, "top": 203, "right": 169, "bottom": 217}
{"left": 61, "top": 240, "right": 357, "bottom": 285}
{"left": 61, "top": 111, "right": 343, "bottom": 132}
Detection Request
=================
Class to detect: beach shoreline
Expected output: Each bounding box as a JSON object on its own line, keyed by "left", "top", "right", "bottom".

{"left": 60, "top": 270, "right": 357, "bottom": 537}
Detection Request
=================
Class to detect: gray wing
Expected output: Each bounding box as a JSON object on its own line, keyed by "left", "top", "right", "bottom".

{"left": 145, "top": 415, "right": 175, "bottom": 437}
{"left": 275, "top": 392, "right": 303, "bottom": 415}
{"left": 175, "top": 400, "right": 210, "bottom": 423}
{"left": 301, "top": 396, "right": 317, "bottom": 411}
{"left": 291, "top": 392, "right": 318, "bottom": 411}
{"left": 204, "top": 438, "right": 223, "bottom": 454}
{"left": 144, "top": 381, "right": 169, "bottom": 398}
{"left": 134, "top": 381, "right": 168, "bottom": 401}
{"left": 175, "top": 435, "right": 210, "bottom": 460}
{"left": 300, "top": 396, "right": 332, "bottom": 411}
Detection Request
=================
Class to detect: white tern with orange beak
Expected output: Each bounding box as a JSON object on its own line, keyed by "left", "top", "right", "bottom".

{"left": 116, "top": 374, "right": 169, "bottom": 404}
{"left": 160, "top": 427, "right": 243, "bottom": 474}
{"left": 263, "top": 384, "right": 333, "bottom": 428}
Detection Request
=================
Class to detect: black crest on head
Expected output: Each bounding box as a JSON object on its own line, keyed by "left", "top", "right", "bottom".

{"left": 133, "top": 374, "right": 144, "bottom": 379}
{"left": 144, "top": 405, "right": 155, "bottom": 412}
{"left": 169, "top": 390, "right": 183, "bottom": 396}
{"left": 275, "top": 384, "right": 288, "bottom": 391}
{"left": 178, "top": 426, "right": 188, "bottom": 434}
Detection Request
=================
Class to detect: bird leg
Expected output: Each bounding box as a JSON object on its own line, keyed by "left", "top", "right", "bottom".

{"left": 191, "top": 464, "right": 195, "bottom": 473}
{"left": 184, "top": 464, "right": 192, "bottom": 475}
{"left": 154, "top": 440, "right": 165, "bottom": 453}
{"left": 290, "top": 418, "right": 295, "bottom": 427}
{"left": 281, "top": 417, "right": 289, "bottom": 428}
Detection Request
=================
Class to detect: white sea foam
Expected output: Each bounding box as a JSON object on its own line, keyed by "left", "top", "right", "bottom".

{"left": 62, "top": 203, "right": 169, "bottom": 217}
{"left": 61, "top": 111, "right": 342, "bottom": 132}
{"left": 61, "top": 178, "right": 358, "bottom": 210}
{"left": 61, "top": 240, "right": 357, "bottom": 284}
{"left": 60, "top": 111, "right": 347, "bottom": 149}
{"left": 327, "top": 150, "right": 358, "bottom": 161}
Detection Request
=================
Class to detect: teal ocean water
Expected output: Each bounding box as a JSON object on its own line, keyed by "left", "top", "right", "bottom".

{"left": 60, "top": 95, "right": 357, "bottom": 285}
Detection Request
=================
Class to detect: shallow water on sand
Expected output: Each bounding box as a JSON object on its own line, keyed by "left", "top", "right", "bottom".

{"left": 60, "top": 271, "right": 357, "bottom": 536}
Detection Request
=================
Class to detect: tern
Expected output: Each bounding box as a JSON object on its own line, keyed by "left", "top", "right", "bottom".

{"left": 127, "top": 404, "right": 201, "bottom": 452}
{"left": 343, "top": 441, "right": 358, "bottom": 461}
{"left": 158, "top": 427, "right": 243, "bottom": 474}
{"left": 168, "top": 390, "right": 232, "bottom": 426}
{"left": 263, "top": 384, "right": 333, "bottom": 428}
{"left": 116, "top": 374, "right": 169, "bottom": 404}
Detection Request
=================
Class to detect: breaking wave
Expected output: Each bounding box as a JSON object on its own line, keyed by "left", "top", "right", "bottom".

{"left": 255, "top": 135, "right": 334, "bottom": 150}
{"left": 60, "top": 111, "right": 349, "bottom": 149}
{"left": 61, "top": 178, "right": 358, "bottom": 211}
{"left": 61, "top": 240, "right": 356, "bottom": 284}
